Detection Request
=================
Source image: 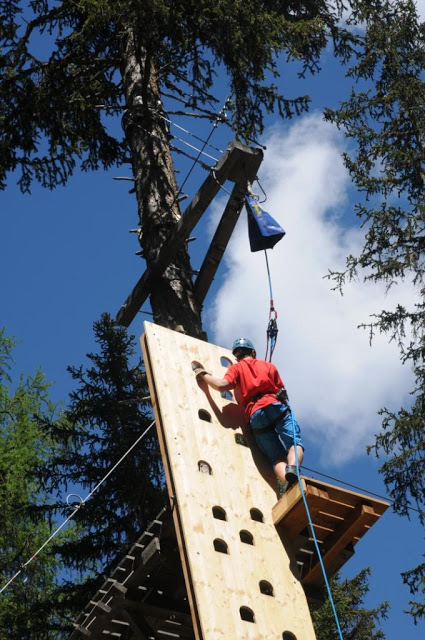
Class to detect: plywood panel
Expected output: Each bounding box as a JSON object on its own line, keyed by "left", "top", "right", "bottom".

{"left": 142, "top": 322, "right": 317, "bottom": 640}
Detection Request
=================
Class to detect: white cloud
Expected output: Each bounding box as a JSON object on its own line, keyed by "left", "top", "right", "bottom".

{"left": 416, "top": 0, "right": 425, "bottom": 21}
{"left": 207, "top": 113, "right": 414, "bottom": 466}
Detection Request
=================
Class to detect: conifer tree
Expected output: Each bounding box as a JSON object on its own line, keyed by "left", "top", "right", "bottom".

{"left": 37, "top": 314, "right": 165, "bottom": 621}
{"left": 3, "top": 0, "right": 424, "bottom": 629}
{"left": 325, "top": 0, "right": 425, "bottom": 622}
{"left": 312, "top": 569, "right": 389, "bottom": 640}
{"left": 0, "top": 328, "right": 63, "bottom": 639}
{"left": 1, "top": 0, "right": 358, "bottom": 336}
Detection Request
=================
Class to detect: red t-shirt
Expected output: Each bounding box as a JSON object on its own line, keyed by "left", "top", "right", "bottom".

{"left": 224, "top": 357, "right": 285, "bottom": 423}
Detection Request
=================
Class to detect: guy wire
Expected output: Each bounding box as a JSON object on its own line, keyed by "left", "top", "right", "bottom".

{"left": 301, "top": 465, "right": 424, "bottom": 518}
{"left": 0, "top": 420, "right": 156, "bottom": 596}
{"left": 150, "top": 108, "right": 224, "bottom": 154}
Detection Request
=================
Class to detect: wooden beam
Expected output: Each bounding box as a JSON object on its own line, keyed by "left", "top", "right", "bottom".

{"left": 89, "top": 598, "right": 112, "bottom": 614}
{"left": 193, "top": 145, "right": 263, "bottom": 306}
{"left": 141, "top": 333, "right": 203, "bottom": 640}
{"left": 116, "top": 600, "right": 194, "bottom": 639}
{"left": 302, "top": 504, "right": 379, "bottom": 587}
{"left": 119, "top": 609, "right": 156, "bottom": 640}
{"left": 69, "top": 510, "right": 175, "bottom": 640}
{"left": 125, "top": 536, "right": 162, "bottom": 589}
{"left": 193, "top": 182, "right": 245, "bottom": 306}
{"left": 116, "top": 141, "right": 263, "bottom": 327}
{"left": 119, "top": 599, "right": 194, "bottom": 627}
{"left": 301, "top": 476, "right": 389, "bottom": 515}
{"left": 272, "top": 479, "right": 305, "bottom": 525}
{"left": 110, "top": 580, "right": 127, "bottom": 596}
{"left": 91, "top": 618, "right": 131, "bottom": 639}
{"left": 273, "top": 482, "right": 329, "bottom": 534}
{"left": 72, "top": 624, "right": 91, "bottom": 637}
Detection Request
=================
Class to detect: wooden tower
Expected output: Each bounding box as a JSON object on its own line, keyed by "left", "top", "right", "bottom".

{"left": 68, "top": 139, "right": 388, "bottom": 639}
{"left": 142, "top": 322, "right": 389, "bottom": 639}
{"left": 70, "top": 322, "right": 388, "bottom": 639}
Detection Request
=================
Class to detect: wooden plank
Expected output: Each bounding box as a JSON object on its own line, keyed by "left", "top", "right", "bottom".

{"left": 308, "top": 511, "right": 346, "bottom": 536}
{"left": 302, "top": 476, "right": 389, "bottom": 516}
{"left": 73, "top": 612, "right": 112, "bottom": 640}
{"left": 116, "top": 600, "right": 195, "bottom": 639}
{"left": 110, "top": 581, "right": 127, "bottom": 596}
{"left": 300, "top": 544, "right": 355, "bottom": 587}
{"left": 274, "top": 484, "right": 330, "bottom": 538}
{"left": 272, "top": 479, "right": 310, "bottom": 525}
{"left": 302, "top": 504, "right": 379, "bottom": 586}
{"left": 125, "top": 537, "right": 161, "bottom": 589}
{"left": 116, "top": 141, "right": 262, "bottom": 327}
{"left": 141, "top": 333, "right": 202, "bottom": 640}
{"left": 323, "top": 544, "right": 355, "bottom": 581}
{"left": 72, "top": 624, "right": 91, "bottom": 637}
{"left": 118, "top": 599, "right": 194, "bottom": 629}
{"left": 272, "top": 475, "right": 388, "bottom": 588}
{"left": 222, "top": 141, "right": 263, "bottom": 183}
{"left": 142, "top": 322, "right": 317, "bottom": 640}
{"left": 118, "top": 609, "right": 153, "bottom": 640}
{"left": 317, "top": 499, "right": 356, "bottom": 520}
{"left": 306, "top": 522, "right": 336, "bottom": 539}
{"left": 69, "top": 509, "right": 175, "bottom": 640}
{"left": 93, "top": 618, "right": 130, "bottom": 638}
{"left": 193, "top": 166, "right": 260, "bottom": 307}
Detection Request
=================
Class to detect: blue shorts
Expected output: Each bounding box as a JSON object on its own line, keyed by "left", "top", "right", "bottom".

{"left": 249, "top": 402, "right": 304, "bottom": 466}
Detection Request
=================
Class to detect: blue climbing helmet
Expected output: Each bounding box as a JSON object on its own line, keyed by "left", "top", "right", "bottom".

{"left": 232, "top": 337, "right": 255, "bottom": 355}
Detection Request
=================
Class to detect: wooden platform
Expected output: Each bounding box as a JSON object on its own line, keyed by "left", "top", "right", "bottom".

{"left": 69, "top": 507, "right": 195, "bottom": 639}
{"left": 272, "top": 476, "right": 389, "bottom": 592}
{"left": 69, "top": 474, "right": 389, "bottom": 638}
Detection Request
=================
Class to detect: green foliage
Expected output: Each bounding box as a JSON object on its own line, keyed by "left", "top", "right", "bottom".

{"left": 325, "top": 0, "right": 425, "bottom": 624}
{"left": 312, "top": 568, "right": 389, "bottom": 640}
{"left": 0, "top": 328, "right": 63, "bottom": 639}
{"left": 0, "top": 0, "right": 359, "bottom": 191}
{"left": 37, "top": 314, "right": 165, "bottom": 625}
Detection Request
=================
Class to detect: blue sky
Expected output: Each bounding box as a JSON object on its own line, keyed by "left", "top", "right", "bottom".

{"left": 1, "top": 3, "right": 424, "bottom": 637}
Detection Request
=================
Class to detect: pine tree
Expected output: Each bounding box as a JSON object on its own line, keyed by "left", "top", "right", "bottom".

{"left": 312, "top": 569, "right": 389, "bottom": 640}
{"left": 37, "top": 314, "right": 165, "bottom": 623}
{"left": 0, "top": 0, "right": 359, "bottom": 335}
{"left": 324, "top": 0, "right": 425, "bottom": 623}
{"left": 0, "top": 328, "right": 63, "bottom": 639}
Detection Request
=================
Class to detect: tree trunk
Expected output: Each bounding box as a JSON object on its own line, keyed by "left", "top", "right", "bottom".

{"left": 120, "top": 27, "right": 204, "bottom": 339}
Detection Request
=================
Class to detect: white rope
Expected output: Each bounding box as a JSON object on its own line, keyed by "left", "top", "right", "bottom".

{"left": 0, "top": 419, "right": 156, "bottom": 595}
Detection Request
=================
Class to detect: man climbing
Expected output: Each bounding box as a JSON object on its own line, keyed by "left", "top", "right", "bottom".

{"left": 192, "top": 338, "right": 304, "bottom": 488}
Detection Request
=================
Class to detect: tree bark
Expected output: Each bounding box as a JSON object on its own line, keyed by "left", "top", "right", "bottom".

{"left": 120, "top": 27, "right": 204, "bottom": 339}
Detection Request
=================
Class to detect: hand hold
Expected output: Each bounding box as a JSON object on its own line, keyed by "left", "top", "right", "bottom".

{"left": 191, "top": 360, "right": 208, "bottom": 378}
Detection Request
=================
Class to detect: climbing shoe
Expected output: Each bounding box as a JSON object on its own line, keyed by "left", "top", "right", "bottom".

{"left": 279, "top": 480, "right": 290, "bottom": 495}
{"left": 285, "top": 465, "right": 298, "bottom": 485}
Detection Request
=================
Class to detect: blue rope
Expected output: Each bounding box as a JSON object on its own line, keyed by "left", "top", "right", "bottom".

{"left": 289, "top": 408, "right": 345, "bottom": 640}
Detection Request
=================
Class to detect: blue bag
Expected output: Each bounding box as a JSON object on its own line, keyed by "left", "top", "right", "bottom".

{"left": 245, "top": 195, "right": 286, "bottom": 252}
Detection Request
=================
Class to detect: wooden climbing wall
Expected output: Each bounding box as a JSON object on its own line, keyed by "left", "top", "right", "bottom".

{"left": 141, "top": 322, "right": 317, "bottom": 640}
